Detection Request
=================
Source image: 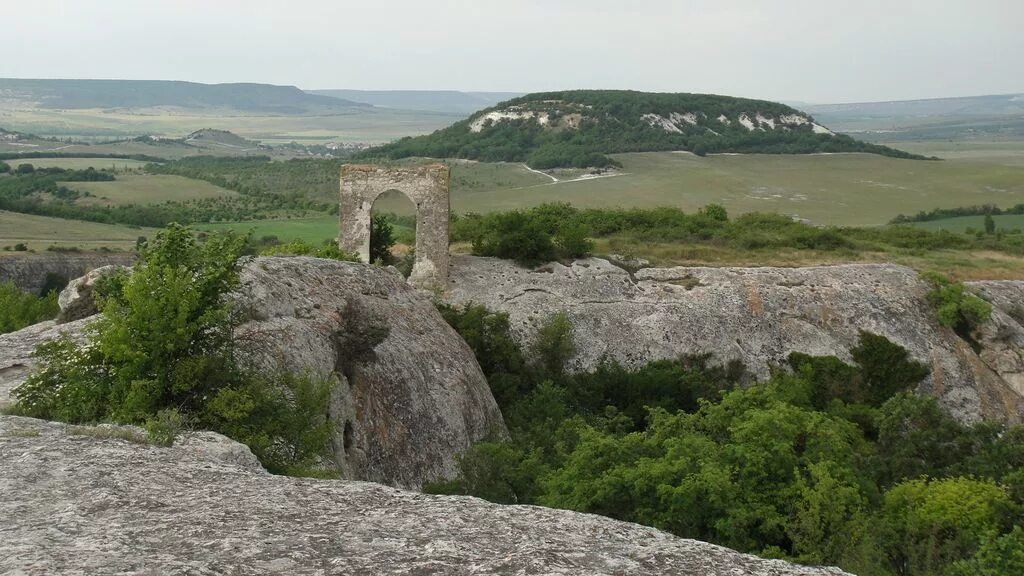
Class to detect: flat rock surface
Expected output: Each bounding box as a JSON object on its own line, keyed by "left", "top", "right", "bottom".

{"left": 446, "top": 256, "right": 1024, "bottom": 423}
{"left": 0, "top": 415, "right": 849, "bottom": 576}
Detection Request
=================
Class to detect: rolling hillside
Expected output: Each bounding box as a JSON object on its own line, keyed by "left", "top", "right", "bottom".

{"left": 361, "top": 90, "right": 926, "bottom": 168}
{"left": 310, "top": 89, "right": 522, "bottom": 113}
{"left": 803, "top": 93, "right": 1024, "bottom": 140}
{"left": 0, "top": 79, "right": 370, "bottom": 114}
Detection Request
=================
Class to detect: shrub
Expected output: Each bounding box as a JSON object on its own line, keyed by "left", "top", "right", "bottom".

{"left": 260, "top": 239, "right": 359, "bottom": 261}
{"left": 924, "top": 272, "right": 992, "bottom": 329}
{"left": 698, "top": 203, "right": 728, "bottom": 222}
{"left": 370, "top": 213, "right": 395, "bottom": 263}
{"left": 145, "top": 408, "right": 186, "bottom": 447}
{"left": 532, "top": 312, "right": 575, "bottom": 379}
{"left": 471, "top": 211, "right": 557, "bottom": 266}
{"left": 951, "top": 526, "right": 1024, "bottom": 576}
{"left": 11, "top": 223, "right": 336, "bottom": 476}
{"left": 0, "top": 282, "right": 59, "bottom": 335}
{"left": 554, "top": 221, "right": 593, "bottom": 259}
{"left": 879, "top": 477, "right": 1013, "bottom": 576}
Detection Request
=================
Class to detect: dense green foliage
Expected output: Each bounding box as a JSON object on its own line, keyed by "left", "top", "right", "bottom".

{"left": 430, "top": 304, "right": 1024, "bottom": 575}
{"left": 148, "top": 155, "right": 340, "bottom": 205}
{"left": 11, "top": 224, "right": 336, "bottom": 475}
{"left": 891, "top": 203, "right": 1024, "bottom": 224}
{"left": 369, "top": 213, "right": 396, "bottom": 263}
{"left": 451, "top": 203, "right": 1024, "bottom": 266}
{"left": 0, "top": 155, "right": 335, "bottom": 227}
{"left": 361, "top": 90, "right": 928, "bottom": 168}
{"left": 0, "top": 282, "right": 59, "bottom": 335}
{"left": 923, "top": 273, "right": 993, "bottom": 329}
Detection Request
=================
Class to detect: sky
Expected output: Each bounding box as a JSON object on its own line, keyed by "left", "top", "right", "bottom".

{"left": 3, "top": 0, "right": 1022, "bottom": 104}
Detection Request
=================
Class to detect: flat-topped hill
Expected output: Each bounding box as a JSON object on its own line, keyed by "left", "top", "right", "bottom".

{"left": 362, "top": 90, "right": 927, "bottom": 168}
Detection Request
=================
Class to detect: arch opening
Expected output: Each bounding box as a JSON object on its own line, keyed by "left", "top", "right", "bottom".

{"left": 370, "top": 189, "right": 417, "bottom": 277}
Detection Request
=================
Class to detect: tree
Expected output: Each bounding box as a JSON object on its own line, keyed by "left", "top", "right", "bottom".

{"left": 983, "top": 213, "right": 996, "bottom": 235}
{"left": 951, "top": 526, "right": 1024, "bottom": 576}
{"left": 369, "top": 213, "right": 395, "bottom": 264}
{"left": 879, "top": 477, "right": 1013, "bottom": 576}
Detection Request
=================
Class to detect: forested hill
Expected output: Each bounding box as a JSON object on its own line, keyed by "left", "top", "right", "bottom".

{"left": 0, "top": 79, "right": 370, "bottom": 114}
{"left": 360, "top": 90, "right": 928, "bottom": 168}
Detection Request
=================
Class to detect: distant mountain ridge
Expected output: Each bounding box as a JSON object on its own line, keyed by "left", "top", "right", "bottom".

{"left": 803, "top": 93, "right": 1024, "bottom": 119}
{"left": 361, "top": 90, "right": 926, "bottom": 168}
{"left": 801, "top": 93, "right": 1024, "bottom": 139}
{"left": 309, "top": 89, "right": 523, "bottom": 114}
{"left": 0, "top": 79, "right": 370, "bottom": 114}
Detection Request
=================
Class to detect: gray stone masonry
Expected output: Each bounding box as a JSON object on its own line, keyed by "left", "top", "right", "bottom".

{"left": 339, "top": 164, "right": 450, "bottom": 290}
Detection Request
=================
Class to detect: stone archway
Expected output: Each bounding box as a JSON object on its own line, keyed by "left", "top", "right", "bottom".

{"left": 339, "top": 164, "right": 450, "bottom": 289}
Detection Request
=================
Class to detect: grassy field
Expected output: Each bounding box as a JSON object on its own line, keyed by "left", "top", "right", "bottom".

{"left": 909, "top": 214, "right": 1024, "bottom": 233}
{"left": 196, "top": 216, "right": 340, "bottom": 243}
{"left": 0, "top": 106, "right": 463, "bottom": 145}
{"left": 67, "top": 174, "right": 236, "bottom": 206}
{"left": 10, "top": 157, "right": 151, "bottom": 170}
{"left": 882, "top": 139, "right": 1024, "bottom": 168}
{"left": 444, "top": 152, "right": 1024, "bottom": 226}
{"left": 196, "top": 214, "right": 414, "bottom": 245}
{"left": 0, "top": 210, "right": 154, "bottom": 251}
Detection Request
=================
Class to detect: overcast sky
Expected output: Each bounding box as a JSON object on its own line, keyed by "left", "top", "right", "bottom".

{"left": 4, "top": 0, "right": 1021, "bottom": 103}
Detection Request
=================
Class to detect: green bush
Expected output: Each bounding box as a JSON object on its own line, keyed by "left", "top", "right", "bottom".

{"left": 370, "top": 213, "right": 396, "bottom": 263}
{"left": 145, "top": 408, "right": 185, "bottom": 447}
{"left": 11, "top": 223, "right": 336, "bottom": 476}
{"left": 0, "top": 282, "right": 59, "bottom": 335}
{"left": 924, "top": 272, "right": 992, "bottom": 328}
{"left": 430, "top": 302, "right": 1024, "bottom": 575}
{"left": 260, "top": 239, "right": 359, "bottom": 261}
{"left": 951, "top": 526, "right": 1024, "bottom": 576}
{"left": 879, "top": 477, "right": 1014, "bottom": 576}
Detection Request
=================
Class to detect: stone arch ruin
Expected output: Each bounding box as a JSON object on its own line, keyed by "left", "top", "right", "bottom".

{"left": 339, "top": 164, "right": 450, "bottom": 289}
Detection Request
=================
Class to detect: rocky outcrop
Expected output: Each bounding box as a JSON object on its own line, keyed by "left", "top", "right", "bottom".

{"left": 966, "top": 281, "right": 1024, "bottom": 400}
{"left": 445, "top": 256, "right": 1024, "bottom": 424}
{"left": 0, "top": 252, "right": 135, "bottom": 294}
{"left": 0, "top": 257, "right": 506, "bottom": 489}
{"left": 57, "top": 264, "right": 126, "bottom": 322}
{"left": 233, "top": 257, "right": 505, "bottom": 488}
{"left": 0, "top": 414, "right": 850, "bottom": 576}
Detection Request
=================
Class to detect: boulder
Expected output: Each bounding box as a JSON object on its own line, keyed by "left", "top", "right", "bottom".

{"left": 0, "top": 414, "right": 851, "bottom": 576}
{"left": 57, "top": 264, "right": 126, "bottom": 322}
{"left": 444, "top": 255, "right": 1024, "bottom": 424}
{"left": 0, "top": 257, "right": 506, "bottom": 489}
{"left": 232, "top": 256, "right": 506, "bottom": 488}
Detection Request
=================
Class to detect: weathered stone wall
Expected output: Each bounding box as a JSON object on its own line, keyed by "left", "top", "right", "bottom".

{"left": 0, "top": 252, "right": 135, "bottom": 294}
{"left": 444, "top": 255, "right": 1024, "bottom": 424}
{"left": 339, "top": 164, "right": 450, "bottom": 290}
